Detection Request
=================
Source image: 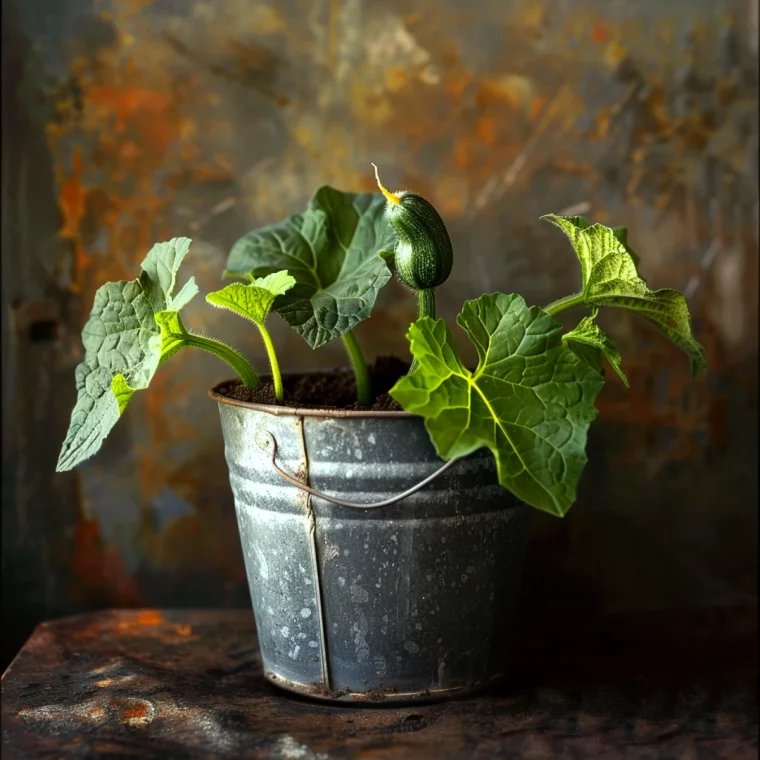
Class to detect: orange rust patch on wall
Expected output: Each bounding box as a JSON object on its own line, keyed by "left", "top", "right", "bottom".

{"left": 46, "top": 0, "right": 216, "bottom": 517}
{"left": 86, "top": 85, "right": 178, "bottom": 157}
{"left": 46, "top": 34, "right": 202, "bottom": 300}
{"left": 475, "top": 115, "right": 497, "bottom": 148}
{"left": 56, "top": 149, "right": 92, "bottom": 292}
{"left": 592, "top": 25, "right": 612, "bottom": 43}
{"left": 529, "top": 97, "right": 546, "bottom": 121}
{"left": 134, "top": 369, "right": 197, "bottom": 503}
{"left": 71, "top": 521, "right": 142, "bottom": 607}
{"left": 58, "top": 149, "right": 87, "bottom": 238}
{"left": 454, "top": 138, "right": 472, "bottom": 171}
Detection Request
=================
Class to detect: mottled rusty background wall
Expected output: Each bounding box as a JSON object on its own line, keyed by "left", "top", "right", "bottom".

{"left": 2, "top": 0, "right": 757, "bottom": 667}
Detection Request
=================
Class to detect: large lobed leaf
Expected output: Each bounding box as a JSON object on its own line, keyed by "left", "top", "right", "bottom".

{"left": 390, "top": 293, "right": 604, "bottom": 516}
{"left": 542, "top": 214, "right": 706, "bottom": 375}
{"left": 57, "top": 238, "right": 197, "bottom": 472}
{"left": 224, "top": 186, "right": 395, "bottom": 348}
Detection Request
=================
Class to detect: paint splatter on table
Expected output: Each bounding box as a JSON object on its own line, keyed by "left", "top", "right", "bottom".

{"left": 2, "top": 607, "right": 756, "bottom": 759}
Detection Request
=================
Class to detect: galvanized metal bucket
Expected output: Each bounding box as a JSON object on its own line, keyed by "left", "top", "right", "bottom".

{"left": 211, "top": 382, "right": 532, "bottom": 704}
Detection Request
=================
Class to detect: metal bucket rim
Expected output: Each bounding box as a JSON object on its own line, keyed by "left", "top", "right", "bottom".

{"left": 208, "top": 381, "right": 417, "bottom": 419}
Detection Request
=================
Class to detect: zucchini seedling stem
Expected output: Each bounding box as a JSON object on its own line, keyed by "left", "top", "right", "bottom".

{"left": 341, "top": 330, "right": 371, "bottom": 407}
{"left": 544, "top": 292, "right": 586, "bottom": 317}
{"left": 182, "top": 333, "right": 260, "bottom": 389}
{"left": 257, "top": 323, "right": 284, "bottom": 402}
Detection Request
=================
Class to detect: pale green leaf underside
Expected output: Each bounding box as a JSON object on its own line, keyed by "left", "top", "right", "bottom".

{"left": 563, "top": 312, "right": 629, "bottom": 387}
{"left": 253, "top": 270, "right": 298, "bottom": 297}
{"left": 57, "top": 238, "right": 197, "bottom": 472}
{"left": 206, "top": 270, "right": 295, "bottom": 325}
{"left": 541, "top": 214, "right": 706, "bottom": 375}
{"left": 390, "top": 293, "right": 604, "bottom": 516}
{"left": 140, "top": 237, "right": 193, "bottom": 310}
{"left": 224, "top": 186, "right": 395, "bottom": 348}
{"left": 169, "top": 276, "right": 199, "bottom": 312}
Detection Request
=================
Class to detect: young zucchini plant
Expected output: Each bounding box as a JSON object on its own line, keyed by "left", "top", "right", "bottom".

{"left": 205, "top": 271, "right": 296, "bottom": 403}
{"left": 56, "top": 185, "right": 397, "bottom": 471}
{"left": 57, "top": 170, "right": 705, "bottom": 522}
{"left": 223, "top": 185, "right": 396, "bottom": 406}
{"left": 387, "top": 206, "right": 706, "bottom": 516}
{"left": 56, "top": 238, "right": 261, "bottom": 472}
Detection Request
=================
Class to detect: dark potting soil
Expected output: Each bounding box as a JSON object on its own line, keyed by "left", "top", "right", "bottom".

{"left": 215, "top": 356, "right": 408, "bottom": 411}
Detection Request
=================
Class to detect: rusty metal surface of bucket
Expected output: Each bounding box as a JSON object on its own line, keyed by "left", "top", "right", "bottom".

{"left": 211, "top": 382, "right": 532, "bottom": 704}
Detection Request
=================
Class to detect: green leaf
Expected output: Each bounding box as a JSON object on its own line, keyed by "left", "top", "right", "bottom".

{"left": 611, "top": 226, "right": 641, "bottom": 268}
{"left": 140, "top": 238, "right": 196, "bottom": 310}
{"left": 563, "top": 311, "right": 629, "bottom": 387}
{"left": 111, "top": 374, "right": 135, "bottom": 413}
{"left": 169, "top": 277, "right": 200, "bottom": 312}
{"left": 155, "top": 310, "right": 189, "bottom": 364}
{"left": 224, "top": 187, "right": 395, "bottom": 348}
{"left": 542, "top": 214, "right": 706, "bottom": 375}
{"left": 57, "top": 238, "right": 197, "bottom": 472}
{"left": 389, "top": 293, "right": 604, "bottom": 516}
{"left": 253, "top": 270, "right": 298, "bottom": 296}
{"left": 206, "top": 270, "right": 295, "bottom": 326}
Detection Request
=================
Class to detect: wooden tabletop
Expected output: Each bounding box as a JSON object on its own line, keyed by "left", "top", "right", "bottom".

{"left": 1, "top": 606, "right": 756, "bottom": 759}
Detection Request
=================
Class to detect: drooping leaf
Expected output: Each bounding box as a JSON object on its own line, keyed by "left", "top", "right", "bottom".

{"left": 206, "top": 270, "right": 295, "bottom": 326}
{"left": 542, "top": 214, "right": 706, "bottom": 375}
{"left": 389, "top": 293, "right": 604, "bottom": 517}
{"left": 563, "top": 310, "right": 629, "bottom": 387}
{"left": 224, "top": 187, "right": 395, "bottom": 348}
{"left": 57, "top": 238, "right": 197, "bottom": 472}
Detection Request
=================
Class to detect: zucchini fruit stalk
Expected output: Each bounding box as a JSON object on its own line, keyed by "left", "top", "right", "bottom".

{"left": 372, "top": 163, "right": 453, "bottom": 369}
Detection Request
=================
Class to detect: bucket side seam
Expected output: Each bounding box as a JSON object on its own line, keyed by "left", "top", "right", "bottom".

{"left": 298, "top": 415, "right": 331, "bottom": 690}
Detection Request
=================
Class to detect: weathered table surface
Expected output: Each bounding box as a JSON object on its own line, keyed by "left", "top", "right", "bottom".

{"left": 2, "top": 606, "right": 756, "bottom": 759}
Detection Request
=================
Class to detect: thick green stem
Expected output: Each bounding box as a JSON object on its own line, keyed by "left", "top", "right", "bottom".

{"left": 544, "top": 292, "right": 586, "bottom": 317}
{"left": 418, "top": 288, "right": 436, "bottom": 319}
{"left": 257, "top": 323, "right": 283, "bottom": 403}
{"left": 409, "top": 288, "right": 436, "bottom": 374}
{"left": 341, "top": 331, "right": 371, "bottom": 406}
{"left": 184, "top": 333, "right": 259, "bottom": 389}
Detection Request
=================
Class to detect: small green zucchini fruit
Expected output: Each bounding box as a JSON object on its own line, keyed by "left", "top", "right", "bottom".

{"left": 372, "top": 164, "right": 453, "bottom": 293}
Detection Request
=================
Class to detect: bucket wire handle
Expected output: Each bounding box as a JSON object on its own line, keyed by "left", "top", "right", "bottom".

{"left": 257, "top": 430, "right": 461, "bottom": 509}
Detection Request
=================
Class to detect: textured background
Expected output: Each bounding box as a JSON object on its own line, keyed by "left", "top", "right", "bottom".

{"left": 2, "top": 0, "right": 757, "bottom": 668}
